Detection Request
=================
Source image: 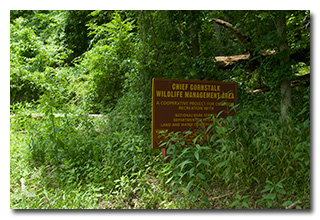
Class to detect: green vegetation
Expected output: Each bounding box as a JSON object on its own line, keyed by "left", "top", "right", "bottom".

{"left": 10, "top": 10, "right": 310, "bottom": 209}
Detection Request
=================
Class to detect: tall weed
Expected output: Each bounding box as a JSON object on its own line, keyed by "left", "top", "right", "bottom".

{"left": 159, "top": 102, "right": 310, "bottom": 208}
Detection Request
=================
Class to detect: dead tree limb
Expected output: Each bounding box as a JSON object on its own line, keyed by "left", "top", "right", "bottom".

{"left": 212, "top": 18, "right": 250, "bottom": 45}
{"left": 214, "top": 53, "right": 251, "bottom": 68}
{"left": 212, "top": 17, "right": 253, "bottom": 70}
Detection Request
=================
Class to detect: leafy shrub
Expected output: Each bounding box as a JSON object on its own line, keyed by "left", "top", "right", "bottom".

{"left": 10, "top": 14, "right": 71, "bottom": 104}
{"left": 76, "top": 12, "right": 137, "bottom": 113}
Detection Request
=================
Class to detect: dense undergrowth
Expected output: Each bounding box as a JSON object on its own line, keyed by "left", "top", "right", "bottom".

{"left": 10, "top": 87, "right": 310, "bottom": 209}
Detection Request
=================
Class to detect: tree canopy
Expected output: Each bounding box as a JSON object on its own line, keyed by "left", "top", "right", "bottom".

{"left": 10, "top": 10, "right": 310, "bottom": 112}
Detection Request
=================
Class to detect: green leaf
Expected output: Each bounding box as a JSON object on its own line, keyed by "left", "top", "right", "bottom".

{"left": 193, "top": 188, "right": 199, "bottom": 198}
{"left": 196, "top": 173, "right": 205, "bottom": 180}
{"left": 189, "top": 167, "right": 195, "bottom": 177}
{"left": 179, "top": 160, "right": 193, "bottom": 171}
{"left": 181, "top": 147, "right": 189, "bottom": 155}
{"left": 276, "top": 182, "right": 283, "bottom": 189}
{"left": 194, "top": 151, "right": 200, "bottom": 161}
{"left": 216, "top": 111, "right": 223, "bottom": 118}
{"left": 193, "top": 135, "right": 201, "bottom": 144}
{"left": 276, "top": 188, "right": 286, "bottom": 194}
{"left": 217, "top": 160, "right": 227, "bottom": 168}
{"left": 229, "top": 201, "right": 238, "bottom": 207}
{"left": 165, "top": 176, "right": 174, "bottom": 184}
{"left": 178, "top": 171, "right": 187, "bottom": 179}
{"left": 186, "top": 180, "right": 193, "bottom": 191}
{"left": 262, "top": 193, "right": 276, "bottom": 200}
{"left": 210, "top": 134, "right": 217, "bottom": 143}
{"left": 200, "top": 181, "right": 209, "bottom": 188}
{"left": 242, "top": 202, "right": 249, "bottom": 209}
{"left": 195, "top": 144, "right": 201, "bottom": 149}
{"left": 200, "top": 197, "right": 210, "bottom": 205}
{"left": 282, "top": 201, "right": 293, "bottom": 206}
{"left": 293, "top": 152, "right": 302, "bottom": 159}
{"left": 277, "top": 178, "right": 286, "bottom": 186}
{"left": 267, "top": 200, "right": 273, "bottom": 208}
{"left": 175, "top": 195, "right": 183, "bottom": 203}
{"left": 206, "top": 124, "right": 213, "bottom": 133}
{"left": 266, "top": 180, "right": 274, "bottom": 185}
{"left": 199, "top": 159, "right": 210, "bottom": 166}
{"left": 261, "top": 184, "right": 274, "bottom": 193}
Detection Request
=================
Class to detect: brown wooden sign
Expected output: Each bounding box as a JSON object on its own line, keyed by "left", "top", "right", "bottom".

{"left": 152, "top": 78, "right": 237, "bottom": 149}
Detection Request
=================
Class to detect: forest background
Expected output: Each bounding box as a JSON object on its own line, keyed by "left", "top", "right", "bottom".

{"left": 3, "top": 0, "right": 317, "bottom": 216}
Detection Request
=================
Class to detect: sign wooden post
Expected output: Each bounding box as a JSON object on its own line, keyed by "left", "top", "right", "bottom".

{"left": 152, "top": 78, "right": 237, "bottom": 161}
{"left": 161, "top": 148, "right": 167, "bottom": 163}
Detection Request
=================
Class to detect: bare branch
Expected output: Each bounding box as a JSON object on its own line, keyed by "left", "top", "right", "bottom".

{"left": 212, "top": 18, "right": 250, "bottom": 45}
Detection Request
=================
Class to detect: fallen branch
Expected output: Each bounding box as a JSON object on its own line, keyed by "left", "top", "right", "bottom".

{"left": 247, "top": 73, "right": 310, "bottom": 94}
{"left": 215, "top": 53, "right": 251, "bottom": 68}
{"left": 248, "top": 88, "right": 270, "bottom": 94}
{"left": 214, "top": 50, "right": 277, "bottom": 69}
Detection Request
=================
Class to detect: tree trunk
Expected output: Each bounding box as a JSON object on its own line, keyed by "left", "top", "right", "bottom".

{"left": 280, "top": 80, "right": 291, "bottom": 119}
{"left": 188, "top": 11, "right": 200, "bottom": 59}
{"left": 191, "top": 30, "right": 200, "bottom": 58}
{"left": 277, "top": 13, "right": 291, "bottom": 120}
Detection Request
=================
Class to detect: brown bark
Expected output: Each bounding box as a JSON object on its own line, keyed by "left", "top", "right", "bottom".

{"left": 188, "top": 11, "right": 200, "bottom": 59}
{"left": 276, "top": 14, "right": 291, "bottom": 120}
{"left": 191, "top": 32, "right": 200, "bottom": 58}
{"left": 280, "top": 80, "right": 292, "bottom": 119}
